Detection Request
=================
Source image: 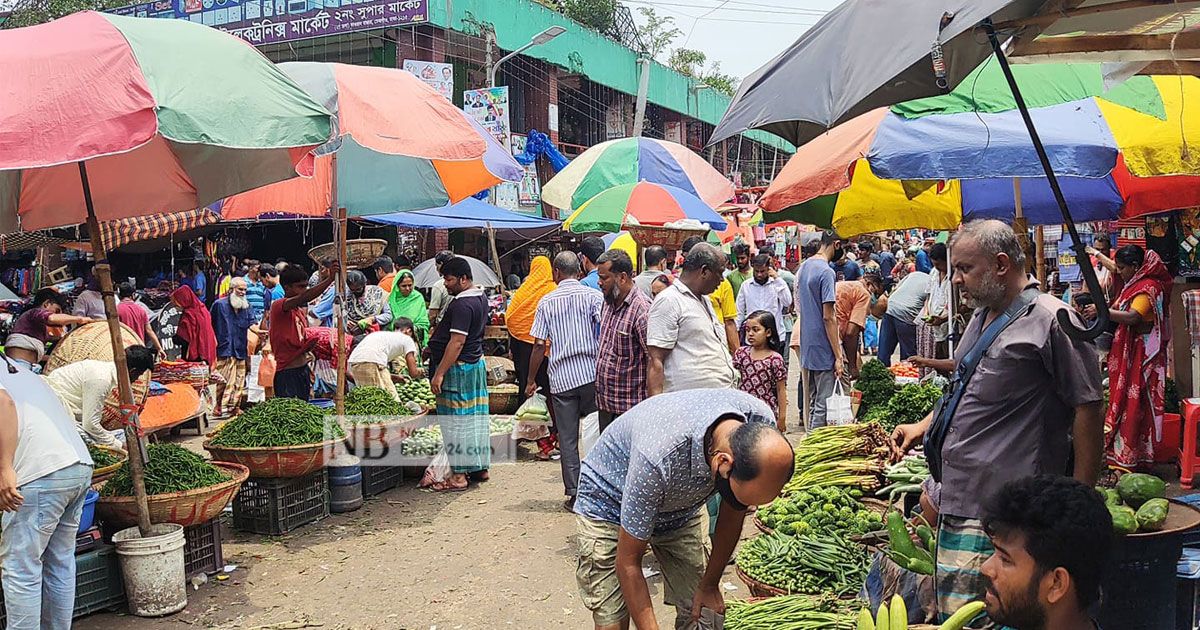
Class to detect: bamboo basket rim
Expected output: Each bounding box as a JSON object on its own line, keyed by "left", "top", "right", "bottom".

{"left": 734, "top": 565, "right": 790, "bottom": 597}
{"left": 202, "top": 436, "right": 345, "bottom": 454}
{"left": 94, "top": 461, "right": 249, "bottom": 503}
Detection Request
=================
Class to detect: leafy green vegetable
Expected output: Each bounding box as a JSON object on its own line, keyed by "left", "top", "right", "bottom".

{"left": 854, "top": 360, "right": 896, "bottom": 416}
{"left": 101, "top": 443, "right": 229, "bottom": 497}
{"left": 88, "top": 444, "right": 121, "bottom": 468}
{"left": 867, "top": 382, "right": 943, "bottom": 433}
{"left": 210, "top": 398, "right": 344, "bottom": 447}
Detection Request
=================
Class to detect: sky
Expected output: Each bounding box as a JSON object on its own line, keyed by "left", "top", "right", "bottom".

{"left": 626, "top": 0, "right": 843, "bottom": 83}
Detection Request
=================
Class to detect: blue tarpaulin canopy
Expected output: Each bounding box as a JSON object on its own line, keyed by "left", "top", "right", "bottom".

{"left": 362, "top": 198, "right": 561, "bottom": 239}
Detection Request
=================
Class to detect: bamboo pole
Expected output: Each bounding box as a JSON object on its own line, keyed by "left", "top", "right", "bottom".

{"left": 79, "top": 162, "right": 152, "bottom": 536}
{"left": 334, "top": 205, "right": 348, "bottom": 417}
{"left": 486, "top": 222, "right": 503, "bottom": 279}
{"left": 1035, "top": 225, "right": 1047, "bottom": 288}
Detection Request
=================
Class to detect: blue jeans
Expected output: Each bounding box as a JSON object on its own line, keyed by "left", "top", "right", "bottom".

{"left": 1, "top": 463, "right": 92, "bottom": 630}
{"left": 877, "top": 314, "right": 917, "bottom": 367}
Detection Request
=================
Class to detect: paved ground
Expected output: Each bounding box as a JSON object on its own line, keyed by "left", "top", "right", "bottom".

{"left": 75, "top": 362, "right": 807, "bottom": 629}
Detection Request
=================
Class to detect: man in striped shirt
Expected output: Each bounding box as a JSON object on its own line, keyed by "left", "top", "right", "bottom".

{"left": 527, "top": 251, "right": 604, "bottom": 511}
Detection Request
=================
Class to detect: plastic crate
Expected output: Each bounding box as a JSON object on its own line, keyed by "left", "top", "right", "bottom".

{"left": 232, "top": 470, "right": 329, "bottom": 536}
{"left": 76, "top": 526, "right": 102, "bottom": 555}
{"left": 360, "top": 464, "right": 404, "bottom": 497}
{"left": 184, "top": 518, "right": 224, "bottom": 578}
{"left": 73, "top": 544, "right": 125, "bottom": 618}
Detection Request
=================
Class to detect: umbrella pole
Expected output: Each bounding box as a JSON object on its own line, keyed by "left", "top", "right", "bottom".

{"left": 334, "top": 205, "right": 348, "bottom": 417}
{"left": 78, "top": 162, "right": 153, "bottom": 536}
{"left": 486, "top": 222, "right": 503, "bottom": 280}
{"left": 983, "top": 20, "right": 1108, "bottom": 341}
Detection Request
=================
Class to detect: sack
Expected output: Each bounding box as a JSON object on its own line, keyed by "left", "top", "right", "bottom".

{"left": 579, "top": 412, "right": 600, "bottom": 457}
{"left": 512, "top": 421, "right": 550, "bottom": 442}
{"left": 418, "top": 450, "right": 451, "bottom": 488}
{"left": 484, "top": 356, "right": 515, "bottom": 386}
{"left": 826, "top": 380, "right": 854, "bottom": 425}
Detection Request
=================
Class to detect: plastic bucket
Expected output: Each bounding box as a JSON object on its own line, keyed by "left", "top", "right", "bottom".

{"left": 112, "top": 523, "right": 187, "bottom": 617}
{"left": 78, "top": 489, "right": 99, "bottom": 534}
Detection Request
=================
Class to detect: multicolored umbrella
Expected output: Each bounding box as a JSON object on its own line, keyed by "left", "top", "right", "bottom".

{"left": 543, "top": 137, "right": 734, "bottom": 211}
{"left": 0, "top": 12, "right": 333, "bottom": 232}
{"left": 220, "top": 62, "right": 522, "bottom": 219}
{"left": 563, "top": 182, "right": 728, "bottom": 234}
{"left": 602, "top": 232, "right": 639, "bottom": 264}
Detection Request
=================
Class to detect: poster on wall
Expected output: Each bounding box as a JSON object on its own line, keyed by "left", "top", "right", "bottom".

{"left": 1178, "top": 209, "right": 1200, "bottom": 278}
{"left": 510, "top": 135, "right": 542, "bottom": 210}
{"left": 403, "top": 60, "right": 454, "bottom": 101}
{"left": 665, "top": 120, "right": 682, "bottom": 144}
{"left": 463, "top": 87, "right": 510, "bottom": 147}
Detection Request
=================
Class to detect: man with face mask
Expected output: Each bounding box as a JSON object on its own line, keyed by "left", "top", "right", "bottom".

{"left": 574, "top": 389, "right": 794, "bottom": 630}
{"left": 893, "top": 220, "right": 1103, "bottom": 625}
{"left": 735, "top": 253, "right": 792, "bottom": 344}
{"left": 976, "top": 475, "right": 1111, "bottom": 630}
{"left": 595, "top": 250, "right": 650, "bottom": 433}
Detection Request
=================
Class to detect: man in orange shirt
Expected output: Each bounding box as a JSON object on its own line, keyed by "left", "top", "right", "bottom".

{"left": 835, "top": 273, "right": 884, "bottom": 379}
{"left": 372, "top": 256, "right": 397, "bottom": 293}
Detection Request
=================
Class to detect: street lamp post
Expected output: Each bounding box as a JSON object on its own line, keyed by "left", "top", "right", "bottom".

{"left": 487, "top": 26, "right": 566, "bottom": 88}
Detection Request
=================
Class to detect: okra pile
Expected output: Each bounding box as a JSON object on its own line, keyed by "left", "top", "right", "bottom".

{"left": 345, "top": 386, "right": 406, "bottom": 420}
{"left": 209, "top": 398, "right": 345, "bottom": 447}
{"left": 735, "top": 531, "right": 869, "bottom": 596}
{"left": 101, "top": 443, "right": 229, "bottom": 497}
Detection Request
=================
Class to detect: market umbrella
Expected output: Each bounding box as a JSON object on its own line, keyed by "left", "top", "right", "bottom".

{"left": 602, "top": 231, "right": 639, "bottom": 264}
{"left": 543, "top": 137, "right": 735, "bottom": 211}
{"left": 0, "top": 11, "right": 334, "bottom": 534}
{"left": 0, "top": 283, "right": 18, "bottom": 302}
{"left": 562, "top": 182, "right": 728, "bottom": 234}
{"left": 220, "top": 62, "right": 521, "bottom": 219}
{"left": 411, "top": 255, "right": 501, "bottom": 289}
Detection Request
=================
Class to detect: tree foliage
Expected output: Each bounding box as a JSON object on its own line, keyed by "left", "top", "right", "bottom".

{"left": 538, "top": 0, "right": 618, "bottom": 32}
{"left": 668, "top": 48, "right": 738, "bottom": 96}
{"left": 1, "top": 0, "right": 128, "bottom": 28}
{"left": 635, "top": 6, "right": 680, "bottom": 60}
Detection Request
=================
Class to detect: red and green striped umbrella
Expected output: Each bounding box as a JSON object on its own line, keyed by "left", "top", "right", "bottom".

{"left": 0, "top": 11, "right": 334, "bottom": 232}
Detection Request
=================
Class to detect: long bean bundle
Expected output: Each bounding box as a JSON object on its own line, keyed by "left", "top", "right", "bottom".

{"left": 101, "top": 443, "right": 229, "bottom": 496}
{"left": 210, "top": 398, "right": 344, "bottom": 447}
{"left": 783, "top": 424, "right": 891, "bottom": 495}
{"left": 736, "top": 531, "right": 869, "bottom": 596}
{"left": 725, "top": 594, "right": 860, "bottom": 629}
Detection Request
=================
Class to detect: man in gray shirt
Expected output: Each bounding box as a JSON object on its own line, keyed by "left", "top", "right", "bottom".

{"left": 877, "top": 270, "right": 929, "bottom": 366}
{"left": 574, "top": 389, "right": 794, "bottom": 630}
{"left": 895, "top": 220, "right": 1102, "bottom": 626}
{"left": 792, "top": 231, "right": 845, "bottom": 428}
{"left": 633, "top": 245, "right": 670, "bottom": 298}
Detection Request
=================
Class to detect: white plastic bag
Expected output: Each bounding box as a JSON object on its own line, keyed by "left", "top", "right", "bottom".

{"left": 514, "top": 392, "right": 551, "bottom": 424}
{"left": 827, "top": 380, "right": 854, "bottom": 425}
{"left": 579, "top": 412, "right": 600, "bottom": 457}
{"left": 418, "top": 450, "right": 451, "bottom": 488}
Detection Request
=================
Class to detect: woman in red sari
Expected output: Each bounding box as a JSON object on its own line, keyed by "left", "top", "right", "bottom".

{"left": 170, "top": 286, "right": 217, "bottom": 367}
{"left": 1104, "top": 245, "right": 1172, "bottom": 468}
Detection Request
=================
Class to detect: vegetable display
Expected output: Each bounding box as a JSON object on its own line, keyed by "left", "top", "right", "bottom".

{"left": 724, "top": 594, "right": 860, "bottom": 629}
{"left": 882, "top": 510, "right": 935, "bottom": 575}
{"left": 489, "top": 416, "right": 514, "bottom": 436}
{"left": 88, "top": 444, "right": 121, "bottom": 468}
{"left": 1101, "top": 473, "right": 1170, "bottom": 535}
{"left": 101, "top": 443, "right": 229, "bottom": 497}
{"left": 345, "top": 386, "right": 406, "bottom": 420}
{"left": 855, "top": 360, "right": 896, "bottom": 416}
{"left": 858, "top": 598, "right": 985, "bottom": 630}
{"left": 736, "top": 531, "right": 869, "bottom": 596}
{"left": 209, "top": 398, "right": 344, "bottom": 447}
{"left": 866, "top": 382, "right": 943, "bottom": 434}
{"left": 877, "top": 457, "right": 930, "bottom": 502}
{"left": 400, "top": 426, "right": 442, "bottom": 457}
{"left": 757, "top": 487, "right": 883, "bottom": 537}
{"left": 783, "top": 424, "right": 890, "bottom": 495}
{"left": 888, "top": 363, "right": 919, "bottom": 379}
{"left": 395, "top": 379, "right": 436, "bottom": 408}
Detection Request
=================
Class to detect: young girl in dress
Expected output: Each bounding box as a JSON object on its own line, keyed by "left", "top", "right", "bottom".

{"left": 733, "top": 310, "right": 789, "bottom": 432}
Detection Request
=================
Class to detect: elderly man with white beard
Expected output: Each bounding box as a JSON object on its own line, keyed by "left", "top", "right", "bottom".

{"left": 211, "top": 277, "right": 258, "bottom": 418}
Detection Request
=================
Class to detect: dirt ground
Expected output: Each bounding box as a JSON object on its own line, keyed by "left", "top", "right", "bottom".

{"left": 75, "top": 368, "right": 807, "bottom": 629}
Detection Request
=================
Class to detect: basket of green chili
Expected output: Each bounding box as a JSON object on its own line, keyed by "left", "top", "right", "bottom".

{"left": 204, "top": 398, "right": 346, "bottom": 478}
{"left": 95, "top": 443, "right": 249, "bottom": 528}
{"left": 88, "top": 444, "right": 127, "bottom": 484}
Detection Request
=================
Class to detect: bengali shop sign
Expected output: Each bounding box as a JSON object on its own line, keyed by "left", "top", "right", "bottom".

{"left": 109, "top": 0, "right": 427, "bottom": 46}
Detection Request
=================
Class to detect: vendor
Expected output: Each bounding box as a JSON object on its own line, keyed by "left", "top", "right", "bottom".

{"left": 269, "top": 263, "right": 338, "bottom": 401}
{"left": 893, "top": 220, "right": 1103, "bottom": 625}
{"left": 43, "top": 345, "right": 157, "bottom": 449}
{"left": 386, "top": 270, "right": 429, "bottom": 346}
{"left": 345, "top": 270, "right": 392, "bottom": 336}
{"left": 4, "top": 288, "right": 94, "bottom": 370}
{"left": 347, "top": 318, "right": 424, "bottom": 401}
{"left": 573, "top": 389, "right": 794, "bottom": 630}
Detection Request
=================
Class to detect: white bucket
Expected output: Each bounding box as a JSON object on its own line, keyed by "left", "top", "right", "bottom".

{"left": 112, "top": 523, "right": 188, "bottom": 617}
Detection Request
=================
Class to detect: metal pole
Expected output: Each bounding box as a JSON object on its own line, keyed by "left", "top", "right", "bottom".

{"left": 983, "top": 20, "right": 1108, "bottom": 340}
{"left": 79, "top": 162, "right": 153, "bottom": 536}
{"left": 632, "top": 55, "right": 652, "bottom": 137}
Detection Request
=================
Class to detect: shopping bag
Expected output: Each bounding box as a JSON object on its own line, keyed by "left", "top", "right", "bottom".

{"left": 418, "top": 450, "right": 451, "bottom": 488}
{"left": 257, "top": 352, "right": 277, "bottom": 388}
{"left": 826, "top": 380, "right": 854, "bottom": 425}
{"left": 514, "top": 392, "right": 551, "bottom": 425}
{"left": 579, "top": 412, "right": 600, "bottom": 457}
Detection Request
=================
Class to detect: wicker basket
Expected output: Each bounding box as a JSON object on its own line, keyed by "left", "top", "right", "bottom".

{"left": 489, "top": 385, "right": 520, "bottom": 414}
{"left": 203, "top": 437, "right": 344, "bottom": 478}
{"left": 734, "top": 565, "right": 789, "bottom": 598}
{"left": 341, "top": 411, "right": 427, "bottom": 452}
{"left": 626, "top": 225, "right": 709, "bottom": 250}
{"left": 752, "top": 515, "right": 773, "bottom": 536}
{"left": 308, "top": 239, "right": 387, "bottom": 269}
{"left": 90, "top": 446, "right": 127, "bottom": 484}
{"left": 94, "top": 462, "right": 249, "bottom": 528}
{"left": 44, "top": 321, "right": 152, "bottom": 431}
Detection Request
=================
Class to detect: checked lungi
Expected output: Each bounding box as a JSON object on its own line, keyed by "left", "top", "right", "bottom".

{"left": 435, "top": 359, "right": 490, "bottom": 475}
{"left": 213, "top": 356, "right": 247, "bottom": 417}
{"left": 936, "top": 516, "right": 1003, "bottom": 629}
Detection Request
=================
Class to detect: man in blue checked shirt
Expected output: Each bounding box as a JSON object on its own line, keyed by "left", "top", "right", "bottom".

{"left": 526, "top": 251, "right": 603, "bottom": 511}
{"left": 573, "top": 390, "right": 794, "bottom": 630}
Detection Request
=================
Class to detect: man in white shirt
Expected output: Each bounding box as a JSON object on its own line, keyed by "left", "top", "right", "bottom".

{"left": 736, "top": 253, "right": 793, "bottom": 342}
{"left": 427, "top": 250, "right": 456, "bottom": 328}
{"left": 43, "top": 347, "right": 156, "bottom": 449}
{"left": 647, "top": 243, "right": 736, "bottom": 396}
{"left": 348, "top": 321, "right": 424, "bottom": 402}
{"left": 0, "top": 355, "right": 94, "bottom": 629}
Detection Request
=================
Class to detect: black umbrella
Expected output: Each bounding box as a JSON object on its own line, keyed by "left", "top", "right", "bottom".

{"left": 713, "top": 0, "right": 1200, "bottom": 340}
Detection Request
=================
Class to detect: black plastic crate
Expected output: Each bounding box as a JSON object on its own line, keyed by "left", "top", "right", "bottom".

{"left": 233, "top": 470, "right": 329, "bottom": 536}
{"left": 1100, "top": 532, "right": 1182, "bottom": 630}
{"left": 73, "top": 544, "right": 125, "bottom": 618}
{"left": 360, "top": 464, "right": 404, "bottom": 497}
{"left": 184, "top": 518, "right": 224, "bottom": 578}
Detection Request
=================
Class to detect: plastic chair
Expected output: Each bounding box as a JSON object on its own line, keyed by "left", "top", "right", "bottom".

{"left": 1181, "top": 399, "right": 1200, "bottom": 488}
